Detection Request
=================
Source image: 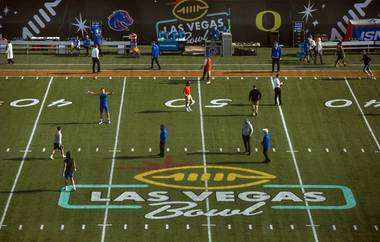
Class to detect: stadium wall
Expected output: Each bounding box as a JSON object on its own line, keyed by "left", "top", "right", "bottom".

{"left": 0, "top": 0, "right": 379, "bottom": 45}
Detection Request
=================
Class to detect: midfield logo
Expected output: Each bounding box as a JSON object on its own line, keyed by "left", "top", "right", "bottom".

{"left": 58, "top": 166, "right": 357, "bottom": 219}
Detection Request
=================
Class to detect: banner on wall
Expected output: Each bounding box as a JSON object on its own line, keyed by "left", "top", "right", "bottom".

{"left": 0, "top": 0, "right": 378, "bottom": 45}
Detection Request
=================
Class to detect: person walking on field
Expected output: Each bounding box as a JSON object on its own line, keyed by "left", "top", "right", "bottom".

{"left": 249, "top": 85, "right": 262, "bottom": 116}
{"left": 261, "top": 128, "right": 271, "bottom": 163}
{"left": 50, "top": 126, "right": 65, "bottom": 160}
{"left": 272, "top": 74, "right": 283, "bottom": 106}
{"left": 201, "top": 55, "right": 212, "bottom": 84}
{"left": 335, "top": 41, "right": 346, "bottom": 67}
{"left": 271, "top": 41, "right": 282, "bottom": 72}
{"left": 183, "top": 80, "right": 195, "bottom": 112}
{"left": 62, "top": 152, "right": 77, "bottom": 191}
{"left": 314, "top": 37, "right": 323, "bottom": 64}
{"left": 6, "top": 40, "right": 14, "bottom": 64}
{"left": 242, "top": 118, "right": 254, "bottom": 155}
{"left": 91, "top": 45, "right": 101, "bottom": 73}
{"left": 159, "top": 124, "right": 168, "bottom": 157}
{"left": 361, "top": 50, "right": 375, "bottom": 79}
{"left": 150, "top": 41, "right": 161, "bottom": 70}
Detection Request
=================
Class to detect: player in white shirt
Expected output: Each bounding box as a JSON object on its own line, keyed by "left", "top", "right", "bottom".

{"left": 50, "top": 126, "right": 66, "bottom": 160}
{"left": 272, "top": 74, "right": 283, "bottom": 105}
{"left": 91, "top": 45, "right": 100, "bottom": 73}
{"left": 6, "top": 40, "right": 14, "bottom": 64}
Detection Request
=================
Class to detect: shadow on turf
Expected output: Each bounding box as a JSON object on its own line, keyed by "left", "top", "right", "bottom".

{"left": 2, "top": 157, "right": 51, "bottom": 161}
{"left": 0, "top": 188, "right": 60, "bottom": 194}
{"left": 208, "top": 161, "right": 268, "bottom": 165}
{"left": 136, "top": 110, "right": 185, "bottom": 114}
{"left": 229, "top": 103, "right": 275, "bottom": 107}
{"left": 112, "top": 155, "right": 161, "bottom": 160}
{"left": 40, "top": 122, "right": 98, "bottom": 125}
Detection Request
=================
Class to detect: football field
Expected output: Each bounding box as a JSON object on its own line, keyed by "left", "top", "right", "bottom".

{"left": 0, "top": 53, "right": 380, "bottom": 242}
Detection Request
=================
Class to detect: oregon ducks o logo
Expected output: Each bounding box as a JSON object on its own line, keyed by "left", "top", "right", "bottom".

{"left": 256, "top": 10, "right": 282, "bottom": 32}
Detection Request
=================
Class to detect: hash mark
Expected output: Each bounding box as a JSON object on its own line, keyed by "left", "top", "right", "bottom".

{"left": 153, "top": 77, "right": 156, "bottom": 80}
{"left": 353, "top": 225, "right": 358, "bottom": 231}
{"left": 144, "top": 224, "right": 149, "bottom": 230}
{"left": 314, "top": 77, "right": 317, "bottom": 80}
{"left": 361, "top": 148, "right": 365, "bottom": 153}
{"left": 6, "top": 148, "right": 10, "bottom": 152}
{"left": 325, "top": 148, "right": 329, "bottom": 153}
{"left": 165, "top": 224, "right": 169, "bottom": 230}
{"left": 166, "top": 147, "right": 170, "bottom": 152}
{"left": 307, "top": 148, "right": 312, "bottom": 152}
{"left": 77, "top": 147, "right": 81, "bottom": 152}
{"left": 19, "top": 150, "right": 32, "bottom": 153}
{"left": 332, "top": 225, "right": 336, "bottom": 231}
{"left": 36, "top": 76, "right": 39, "bottom": 80}
{"left": 65, "top": 76, "right": 68, "bottom": 80}
{"left": 343, "top": 148, "right": 347, "bottom": 152}
{"left": 184, "top": 147, "right": 188, "bottom": 152}
{"left": 40, "top": 224, "right": 44, "bottom": 230}
{"left": 182, "top": 77, "right": 186, "bottom": 80}
{"left": 109, "top": 76, "right": 112, "bottom": 80}
{"left": 227, "top": 77, "right": 230, "bottom": 80}
{"left": 212, "top": 77, "right": 215, "bottom": 80}
{"left": 80, "top": 76, "right": 83, "bottom": 80}
{"left": 374, "top": 225, "right": 379, "bottom": 231}
{"left": 285, "top": 77, "right": 288, "bottom": 80}
{"left": 255, "top": 77, "right": 258, "bottom": 80}
{"left": 299, "top": 77, "right": 302, "bottom": 80}
{"left": 219, "top": 148, "right": 223, "bottom": 152}
{"left": 290, "top": 224, "right": 295, "bottom": 230}
{"left": 186, "top": 224, "right": 190, "bottom": 230}
{"left": 306, "top": 224, "right": 320, "bottom": 227}
{"left": 138, "top": 77, "right": 141, "bottom": 80}
{"left": 108, "top": 150, "right": 121, "bottom": 153}
{"left": 5, "top": 76, "right": 8, "bottom": 79}
{"left": 269, "top": 224, "right": 273, "bottom": 230}
{"left": 237, "top": 148, "right": 240, "bottom": 152}
{"left": 329, "top": 77, "right": 332, "bottom": 80}
{"left": 124, "top": 224, "right": 128, "bottom": 230}
{"left": 168, "top": 76, "right": 171, "bottom": 80}
{"left": 149, "top": 148, "right": 152, "bottom": 152}
{"left": 272, "top": 148, "right": 276, "bottom": 152}
{"left": 240, "top": 77, "right": 244, "bottom": 80}
{"left": 131, "top": 148, "right": 134, "bottom": 152}
{"left": 96, "top": 147, "right": 99, "bottom": 152}
{"left": 81, "top": 224, "right": 86, "bottom": 230}
{"left": 60, "top": 224, "right": 64, "bottom": 231}
{"left": 227, "top": 224, "right": 231, "bottom": 230}
{"left": 42, "top": 148, "right": 46, "bottom": 152}
{"left": 248, "top": 224, "right": 252, "bottom": 230}
{"left": 18, "top": 224, "right": 23, "bottom": 230}
{"left": 21, "top": 76, "right": 24, "bottom": 79}
{"left": 255, "top": 147, "right": 258, "bottom": 152}
{"left": 286, "top": 150, "right": 299, "bottom": 153}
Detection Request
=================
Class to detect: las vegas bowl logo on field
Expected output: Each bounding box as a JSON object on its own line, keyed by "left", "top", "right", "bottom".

{"left": 134, "top": 165, "right": 276, "bottom": 190}
{"left": 108, "top": 10, "right": 134, "bottom": 31}
{"left": 172, "top": 0, "right": 209, "bottom": 22}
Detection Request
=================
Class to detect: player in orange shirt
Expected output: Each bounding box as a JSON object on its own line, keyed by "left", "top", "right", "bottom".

{"left": 183, "top": 80, "right": 195, "bottom": 112}
{"left": 201, "top": 56, "right": 212, "bottom": 84}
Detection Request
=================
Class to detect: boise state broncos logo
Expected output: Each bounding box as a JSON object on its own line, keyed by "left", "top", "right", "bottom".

{"left": 108, "top": 10, "right": 134, "bottom": 31}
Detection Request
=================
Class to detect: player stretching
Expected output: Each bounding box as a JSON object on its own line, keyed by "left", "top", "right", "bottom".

{"left": 88, "top": 88, "right": 113, "bottom": 124}
{"left": 50, "top": 126, "right": 65, "bottom": 160}
{"left": 184, "top": 81, "right": 195, "bottom": 112}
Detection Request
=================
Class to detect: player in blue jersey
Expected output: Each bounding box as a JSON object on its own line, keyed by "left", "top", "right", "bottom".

{"left": 88, "top": 87, "right": 113, "bottom": 124}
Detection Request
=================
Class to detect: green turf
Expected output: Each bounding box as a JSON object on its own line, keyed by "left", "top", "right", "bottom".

{"left": 0, "top": 67, "right": 380, "bottom": 241}
{"left": 2, "top": 47, "right": 379, "bottom": 71}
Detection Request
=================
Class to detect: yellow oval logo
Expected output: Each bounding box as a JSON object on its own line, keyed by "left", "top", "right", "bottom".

{"left": 172, "top": 0, "right": 209, "bottom": 22}
{"left": 134, "top": 165, "right": 276, "bottom": 190}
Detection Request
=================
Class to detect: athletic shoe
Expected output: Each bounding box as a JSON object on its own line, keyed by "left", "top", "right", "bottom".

{"left": 98, "top": 120, "right": 103, "bottom": 125}
{"left": 206, "top": 81, "right": 211, "bottom": 85}
{"left": 107, "top": 120, "right": 111, "bottom": 124}
{"left": 50, "top": 154, "right": 54, "bottom": 160}
{"left": 62, "top": 155, "right": 66, "bottom": 158}
{"left": 188, "top": 107, "right": 192, "bottom": 112}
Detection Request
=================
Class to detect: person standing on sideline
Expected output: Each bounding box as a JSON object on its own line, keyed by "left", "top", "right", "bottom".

{"left": 261, "top": 129, "right": 271, "bottom": 163}
{"left": 308, "top": 35, "right": 316, "bottom": 61}
{"left": 242, "top": 118, "right": 254, "bottom": 155}
{"left": 91, "top": 45, "right": 100, "bottom": 73}
{"left": 271, "top": 41, "right": 282, "bottom": 72}
{"left": 201, "top": 55, "right": 212, "bottom": 84}
{"left": 272, "top": 74, "right": 283, "bottom": 105}
{"left": 83, "top": 35, "right": 91, "bottom": 56}
{"left": 314, "top": 37, "right": 323, "bottom": 64}
{"left": 50, "top": 126, "right": 65, "bottom": 160}
{"left": 62, "top": 152, "right": 77, "bottom": 191}
{"left": 183, "top": 80, "right": 195, "bottom": 112}
{"left": 248, "top": 85, "right": 262, "bottom": 116}
{"left": 6, "top": 40, "right": 14, "bottom": 64}
{"left": 335, "top": 41, "right": 346, "bottom": 67}
{"left": 302, "top": 38, "right": 310, "bottom": 63}
{"left": 88, "top": 88, "right": 113, "bottom": 124}
{"left": 361, "top": 50, "right": 375, "bottom": 79}
{"left": 159, "top": 124, "right": 168, "bottom": 157}
{"left": 150, "top": 41, "right": 161, "bottom": 70}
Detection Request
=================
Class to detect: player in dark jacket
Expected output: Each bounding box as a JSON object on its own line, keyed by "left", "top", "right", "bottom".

{"left": 248, "top": 85, "right": 262, "bottom": 116}
{"left": 361, "top": 50, "right": 375, "bottom": 79}
{"left": 159, "top": 124, "right": 167, "bottom": 157}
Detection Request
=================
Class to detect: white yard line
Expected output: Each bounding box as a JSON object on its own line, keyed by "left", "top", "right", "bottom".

{"left": 100, "top": 77, "right": 127, "bottom": 242}
{"left": 197, "top": 80, "right": 212, "bottom": 242}
{"left": 0, "top": 77, "right": 54, "bottom": 229}
{"left": 270, "top": 77, "right": 319, "bottom": 242}
{"left": 344, "top": 78, "right": 380, "bottom": 151}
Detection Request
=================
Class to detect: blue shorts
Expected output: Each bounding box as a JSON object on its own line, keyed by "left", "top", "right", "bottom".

{"left": 100, "top": 104, "right": 109, "bottom": 114}
{"left": 64, "top": 172, "right": 74, "bottom": 179}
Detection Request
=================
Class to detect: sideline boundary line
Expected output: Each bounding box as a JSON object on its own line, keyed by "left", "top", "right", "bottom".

{"left": 344, "top": 78, "right": 380, "bottom": 150}
{"left": 197, "top": 79, "right": 212, "bottom": 242}
{"left": 100, "top": 77, "right": 127, "bottom": 242}
{"left": 270, "top": 77, "right": 319, "bottom": 242}
{"left": 0, "top": 77, "right": 54, "bottom": 229}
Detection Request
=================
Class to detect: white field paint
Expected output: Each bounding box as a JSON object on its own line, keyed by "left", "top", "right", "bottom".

{"left": 100, "top": 77, "right": 127, "bottom": 242}
{"left": 270, "top": 77, "right": 319, "bottom": 242}
{"left": 197, "top": 79, "right": 212, "bottom": 242}
{"left": 345, "top": 78, "right": 380, "bottom": 151}
{"left": 0, "top": 77, "right": 54, "bottom": 229}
